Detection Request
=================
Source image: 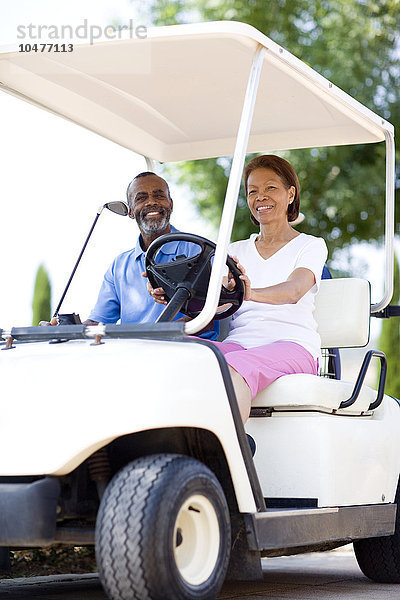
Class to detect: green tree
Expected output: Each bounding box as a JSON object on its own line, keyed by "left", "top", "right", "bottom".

{"left": 146, "top": 0, "right": 400, "bottom": 261}
{"left": 378, "top": 252, "right": 400, "bottom": 398}
{"left": 32, "top": 264, "right": 52, "bottom": 326}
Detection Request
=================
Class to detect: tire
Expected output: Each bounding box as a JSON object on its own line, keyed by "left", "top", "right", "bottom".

{"left": 354, "top": 480, "right": 400, "bottom": 583}
{"left": 95, "top": 453, "right": 231, "bottom": 600}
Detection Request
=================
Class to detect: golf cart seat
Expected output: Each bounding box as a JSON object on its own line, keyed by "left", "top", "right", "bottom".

{"left": 251, "top": 278, "right": 386, "bottom": 416}
{"left": 251, "top": 372, "right": 376, "bottom": 415}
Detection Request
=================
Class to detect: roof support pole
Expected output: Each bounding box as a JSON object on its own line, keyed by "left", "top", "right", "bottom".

{"left": 144, "top": 156, "right": 155, "bottom": 172}
{"left": 185, "top": 44, "right": 266, "bottom": 334}
{"left": 371, "top": 129, "right": 395, "bottom": 313}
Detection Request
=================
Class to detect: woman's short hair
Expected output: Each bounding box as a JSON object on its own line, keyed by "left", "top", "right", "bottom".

{"left": 243, "top": 155, "right": 300, "bottom": 225}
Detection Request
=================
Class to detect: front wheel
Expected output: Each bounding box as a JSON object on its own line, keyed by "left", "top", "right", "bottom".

{"left": 354, "top": 479, "right": 400, "bottom": 582}
{"left": 95, "top": 454, "right": 231, "bottom": 600}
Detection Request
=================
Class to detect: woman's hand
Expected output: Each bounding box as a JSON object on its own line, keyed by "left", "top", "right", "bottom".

{"left": 231, "top": 256, "right": 253, "bottom": 301}
{"left": 142, "top": 272, "right": 168, "bottom": 305}
{"left": 223, "top": 269, "right": 237, "bottom": 291}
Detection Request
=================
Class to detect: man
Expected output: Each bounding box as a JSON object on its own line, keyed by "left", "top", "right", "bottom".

{"left": 85, "top": 172, "right": 219, "bottom": 338}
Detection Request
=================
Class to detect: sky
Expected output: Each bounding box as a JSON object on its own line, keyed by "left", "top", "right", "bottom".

{"left": 0, "top": 0, "right": 390, "bottom": 341}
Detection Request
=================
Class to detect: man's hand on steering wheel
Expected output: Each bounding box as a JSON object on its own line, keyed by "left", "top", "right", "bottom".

{"left": 142, "top": 272, "right": 167, "bottom": 305}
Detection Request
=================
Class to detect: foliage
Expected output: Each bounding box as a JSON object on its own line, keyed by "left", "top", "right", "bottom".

{"left": 146, "top": 0, "right": 400, "bottom": 261}
{"left": 378, "top": 252, "right": 400, "bottom": 398}
{"left": 32, "top": 264, "right": 51, "bottom": 326}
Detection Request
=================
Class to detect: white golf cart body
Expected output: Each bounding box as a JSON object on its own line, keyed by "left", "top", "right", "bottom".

{"left": 0, "top": 21, "right": 398, "bottom": 597}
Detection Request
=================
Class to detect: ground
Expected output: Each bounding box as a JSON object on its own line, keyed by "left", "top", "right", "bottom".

{"left": 2, "top": 547, "right": 97, "bottom": 579}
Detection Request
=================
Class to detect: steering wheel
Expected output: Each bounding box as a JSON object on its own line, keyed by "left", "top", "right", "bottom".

{"left": 145, "top": 232, "right": 245, "bottom": 320}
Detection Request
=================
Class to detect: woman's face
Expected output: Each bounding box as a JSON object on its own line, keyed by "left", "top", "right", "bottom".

{"left": 246, "top": 167, "right": 295, "bottom": 226}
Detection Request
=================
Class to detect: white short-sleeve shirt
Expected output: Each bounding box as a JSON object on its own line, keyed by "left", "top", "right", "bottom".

{"left": 225, "top": 233, "right": 328, "bottom": 359}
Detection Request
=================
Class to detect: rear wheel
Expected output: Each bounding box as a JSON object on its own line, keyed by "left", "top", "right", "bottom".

{"left": 354, "top": 479, "right": 400, "bottom": 582}
{"left": 95, "top": 453, "right": 231, "bottom": 600}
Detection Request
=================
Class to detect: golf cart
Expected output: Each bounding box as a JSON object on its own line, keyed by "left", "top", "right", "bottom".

{"left": 0, "top": 21, "right": 398, "bottom": 600}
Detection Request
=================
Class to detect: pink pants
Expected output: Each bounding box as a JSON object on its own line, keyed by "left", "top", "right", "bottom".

{"left": 209, "top": 340, "right": 318, "bottom": 399}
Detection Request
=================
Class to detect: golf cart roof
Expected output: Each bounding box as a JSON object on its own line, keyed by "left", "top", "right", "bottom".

{"left": 0, "top": 21, "right": 393, "bottom": 163}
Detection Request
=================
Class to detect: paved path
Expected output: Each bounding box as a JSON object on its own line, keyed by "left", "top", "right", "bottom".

{"left": 1, "top": 550, "right": 399, "bottom": 599}
{"left": 221, "top": 551, "right": 400, "bottom": 599}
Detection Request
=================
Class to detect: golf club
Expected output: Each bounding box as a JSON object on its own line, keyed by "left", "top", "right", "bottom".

{"left": 53, "top": 201, "right": 129, "bottom": 319}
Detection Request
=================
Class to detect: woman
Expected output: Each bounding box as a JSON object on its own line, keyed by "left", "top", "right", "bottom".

{"left": 214, "top": 154, "right": 327, "bottom": 423}
{"left": 149, "top": 155, "right": 327, "bottom": 424}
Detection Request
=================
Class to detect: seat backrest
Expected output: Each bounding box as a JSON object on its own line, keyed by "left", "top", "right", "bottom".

{"left": 315, "top": 278, "right": 370, "bottom": 348}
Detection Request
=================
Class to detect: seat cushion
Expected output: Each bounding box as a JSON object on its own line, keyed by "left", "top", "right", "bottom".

{"left": 252, "top": 373, "right": 376, "bottom": 414}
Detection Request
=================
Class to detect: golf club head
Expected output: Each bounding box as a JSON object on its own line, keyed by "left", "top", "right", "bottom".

{"left": 104, "top": 201, "right": 129, "bottom": 216}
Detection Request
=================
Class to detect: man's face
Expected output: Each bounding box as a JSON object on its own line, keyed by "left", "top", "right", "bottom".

{"left": 128, "top": 175, "right": 173, "bottom": 235}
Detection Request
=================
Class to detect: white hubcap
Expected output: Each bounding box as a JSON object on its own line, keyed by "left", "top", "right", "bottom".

{"left": 173, "top": 494, "right": 220, "bottom": 585}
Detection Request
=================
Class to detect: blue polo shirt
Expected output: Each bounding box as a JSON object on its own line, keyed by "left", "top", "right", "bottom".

{"left": 89, "top": 226, "right": 219, "bottom": 340}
